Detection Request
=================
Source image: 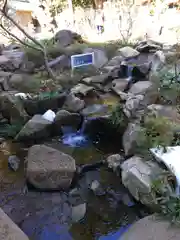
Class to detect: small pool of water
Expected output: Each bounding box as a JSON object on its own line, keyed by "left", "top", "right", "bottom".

{"left": 0, "top": 131, "right": 150, "bottom": 240}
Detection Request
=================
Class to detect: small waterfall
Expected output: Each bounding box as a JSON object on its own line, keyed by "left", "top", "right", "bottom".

{"left": 61, "top": 119, "right": 89, "bottom": 147}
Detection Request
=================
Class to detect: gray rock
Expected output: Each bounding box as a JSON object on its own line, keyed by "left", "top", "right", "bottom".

{"left": 120, "top": 215, "right": 180, "bottom": 240}
{"left": 151, "top": 50, "right": 165, "bottom": 72}
{"left": 27, "top": 144, "right": 76, "bottom": 190}
{"left": 117, "top": 46, "right": 140, "bottom": 58}
{"left": 71, "top": 83, "right": 94, "bottom": 96}
{"left": 71, "top": 203, "right": 86, "bottom": 223}
{"left": 123, "top": 122, "right": 141, "bottom": 156}
{"left": 121, "top": 156, "right": 163, "bottom": 206}
{"left": 111, "top": 78, "right": 129, "bottom": 93}
{"left": 81, "top": 104, "right": 109, "bottom": 118}
{"left": 82, "top": 73, "right": 109, "bottom": 85}
{"left": 15, "top": 115, "right": 52, "bottom": 141}
{"left": 0, "top": 92, "right": 28, "bottom": 123}
{"left": 46, "top": 55, "right": 70, "bottom": 69}
{"left": 83, "top": 48, "right": 108, "bottom": 68}
{"left": 106, "top": 154, "right": 124, "bottom": 172}
{"left": 0, "top": 207, "right": 29, "bottom": 240}
{"left": 8, "top": 155, "right": 20, "bottom": 171}
{"left": 54, "top": 109, "right": 81, "bottom": 130}
{"left": 63, "top": 93, "right": 85, "bottom": 112}
{"left": 128, "top": 81, "right": 155, "bottom": 95}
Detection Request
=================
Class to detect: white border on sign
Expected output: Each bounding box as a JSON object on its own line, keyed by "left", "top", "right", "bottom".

{"left": 71, "top": 52, "right": 95, "bottom": 69}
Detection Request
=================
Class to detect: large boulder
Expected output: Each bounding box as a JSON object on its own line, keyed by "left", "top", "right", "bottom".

{"left": 121, "top": 156, "right": 163, "bottom": 206}
{"left": 15, "top": 115, "right": 52, "bottom": 141}
{"left": 82, "top": 73, "right": 109, "bottom": 85}
{"left": 26, "top": 145, "right": 76, "bottom": 190}
{"left": 0, "top": 208, "right": 29, "bottom": 240}
{"left": 0, "top": 92, "right": 28, "bottom": 123}
{"left": 83, "top": 48, "right": 108, "bottom": 68}
{"left": 120, "top": 215, "right": 180, "bottom": 240}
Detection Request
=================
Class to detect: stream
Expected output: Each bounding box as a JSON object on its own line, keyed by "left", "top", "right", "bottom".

{"left": 0, "top": 119, "right": 151, "bottom": 240}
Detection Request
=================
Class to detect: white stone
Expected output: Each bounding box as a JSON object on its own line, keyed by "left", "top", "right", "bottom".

{"left": 42, "top": 109, "right": 56, "bottom": 122}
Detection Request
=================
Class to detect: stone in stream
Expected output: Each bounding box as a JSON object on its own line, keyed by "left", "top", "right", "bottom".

{"left": 26, "top": 145, "right": 76, "bottom": 190}
{"left": 0, "top": 207, "right": 29, "bottom": 240}
{"left": 106, "top": 154, "right": 124, "bottom": 173}
{"left": 8, "top": 155, "right": 20, "bottom": 171}
{"left": 15, "top": 115, "right": 52, "bottom": 141}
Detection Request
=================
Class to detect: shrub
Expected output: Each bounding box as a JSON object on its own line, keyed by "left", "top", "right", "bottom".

{"left": 137, "top": 115, "right": 174, "bottom": 154}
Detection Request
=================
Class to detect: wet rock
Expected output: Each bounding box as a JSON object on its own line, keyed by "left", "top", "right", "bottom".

{"left": 24, "top": 93, "right": 66, "bottom": 116}
{"left": 55, "top": 29, "right": 79, "bottom": 47}
{"left": 71, "top": 83, "right": 95, "bottom": 96}
{"left": 121, "top": 193, "right": 135, "bottom": 207}
{"left": 82, "top": 73, "right": 109, "bottom": 85}
{"left": 121, "top": 156, "right": 163, "bottom": 206}
{"left": 54, "top": 109, "right": 82, "bottom": 130}
{"left": 8, "top": 155, "right": 20, "bottom": 171}
{"left": 15, "top": 115, "right": 52, "bottom": 141}
{"left": 117, "top": 46, "right": 139, "bottom": 59}
{"left": 136, "top": 40, "right": 162, "bottom": 53}
{"left": 63, "top": 93, "right": 85, "bottom": 112}
{"left": 0, "top": 92, "right": 29, "bottom": 123}
{"left": 27, "top": 144, "right": 76, "bottom": 190}
{"left": 71, "top": 203, "right": 86, "bottom": 223}
{"left": 106, "top": 154, "right": 124, "bottom": 173}
{"left": 0, "top": 207, "right": 29, "bottom": 240}
{"left": 83, "top": 48, "right": 108, "bottom": 68}
{"left": 111, "top": 78, "right": 129, "bottom": 93}
{"left": 123, "top": 122, "right": 141, "bottom": 157}
{"left": 90, "top": 180, "right": 104, "bottom": 195}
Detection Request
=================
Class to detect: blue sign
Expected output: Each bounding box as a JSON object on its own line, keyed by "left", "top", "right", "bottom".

{"left": 71, "top": 53, "right": 94, "bottom": 68}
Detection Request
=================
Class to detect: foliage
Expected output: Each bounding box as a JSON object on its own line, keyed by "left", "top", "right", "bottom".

{"left": 151, "top": 172, "right": 180, "bottom": 225}
{"left": 0, "top": 123, "right": 23, "bottom": 138}
{"left": 34, "top": 90, "right": 59, "bottom": 101}
{"left": 109, "top": 104, "right": 127, "bottom": 131}
{"left": 137, "top": 115, "right": 174, "bottom": 155}
{"left": 157, "top": 67, "right": 180, "bottom": 105}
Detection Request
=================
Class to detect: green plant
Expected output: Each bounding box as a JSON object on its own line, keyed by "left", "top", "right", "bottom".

{"left": 109, "top": 104, "right": 127, "bottom": 131}
{"left": 151, "top": 172, "right": 180, "bottom": 225}
{"left": 157, "top": 67, "right": 180, "bottom": 105}
{"left": 0, "top": 123, "right": 23, "bottom": 138}
{"left": 137, "top": 115, "right": 174, "bottom": 154}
